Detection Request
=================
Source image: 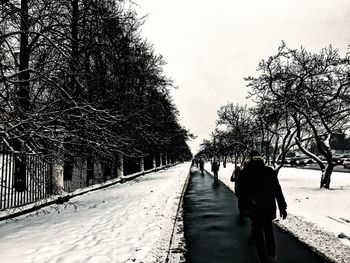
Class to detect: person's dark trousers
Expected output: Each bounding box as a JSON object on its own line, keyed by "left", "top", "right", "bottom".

{"left": 237, "top": 200, "right": 245, "bottom": 225}
{"left": 213, "top": 171, "right": 218, "bottom": 181}
{"left": 251, "top": 217, "right": 276, "bottom": 263}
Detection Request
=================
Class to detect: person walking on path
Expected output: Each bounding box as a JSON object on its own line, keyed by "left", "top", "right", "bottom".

{"left": 211, "top": 158, "right": 220, "bottom": 182}
{"left": 199, "top": 158, "right": 205, "bottom": 175}
{"left": 231, "top": 162, "right": 247, "bottom": 224}
{"left": 240, "top": 150, "right": 287, "bottom": 263}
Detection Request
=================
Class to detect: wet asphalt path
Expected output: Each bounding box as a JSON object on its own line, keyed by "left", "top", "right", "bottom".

{"left": 183, "top": 167, "right": 331, "bottom": 263}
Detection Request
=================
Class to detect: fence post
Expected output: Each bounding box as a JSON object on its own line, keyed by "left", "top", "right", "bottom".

{"left": 164, "top": 153, "right": 168, "bottom": 166}
{"left": 159, "top": 153, "right": 163, "bottom": 167}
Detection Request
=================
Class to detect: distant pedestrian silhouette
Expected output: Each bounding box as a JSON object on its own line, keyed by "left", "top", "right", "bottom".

{"left": 240, "top": 150, "right": 287, "bottom": 263}
{"left": 199, "top": 159, "right": 204, "bottom": 175}
{"left": 211, "top": 158, "right": 220, "bottom": 182}
{"left": 231, "top": 163, "right": 247, "bottom": 224}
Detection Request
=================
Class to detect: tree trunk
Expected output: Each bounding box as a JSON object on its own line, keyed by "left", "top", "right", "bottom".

{"left": 140, "top": 157, "right": 145, "bottom": 172}
{"left": 321, "top": 163, "right": 334, "bottom": 189}
{"left": 18, "top": 0, "right": 30, "bottom": 113}
{"left": 117, "top": 153, "right": 124, "bottom": 178}
{"left": 86, "top": 154, "right": 94, "bottom": 186}
{"left": 71, "top": 0, "right": 80, "bottom": 96}
{"left": 13, "top": 0, "right": 30, "bottom": 192}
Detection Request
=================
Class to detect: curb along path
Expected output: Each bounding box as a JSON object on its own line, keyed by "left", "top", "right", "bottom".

{"left": 166, "top": 166, "right": 191, "bottom": 263}
{"left": 182, "top": 167, "right": 332, "bottom": 263}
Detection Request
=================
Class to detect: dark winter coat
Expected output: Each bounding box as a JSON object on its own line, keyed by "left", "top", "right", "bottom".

{"left": 233, "top": 166, "right": 242, "bottom": 195}
{"left": 240, "top": 157, "right": 287, "bottom": 220}
{"left": 211, "top": 161, "right": 220, "bottom": 172}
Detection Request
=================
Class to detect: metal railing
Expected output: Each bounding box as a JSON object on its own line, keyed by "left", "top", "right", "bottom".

{"left": 0, "top": 151, "right": 52, "bottom": 210}
{"left": 1, "top": 142, "right": 175, "bottom": 211}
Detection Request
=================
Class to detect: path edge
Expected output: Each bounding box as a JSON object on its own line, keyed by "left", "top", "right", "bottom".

{"left": 164, "top": 166, "right": 192, "bottom": 263}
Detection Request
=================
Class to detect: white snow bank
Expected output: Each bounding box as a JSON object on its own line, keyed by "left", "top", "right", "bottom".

{"left": 0, "top": 167, "right": 164, "bottom": 220}
{"left": 0, "top": 163, "right": 190, "bottom": 263}
{"left": 275, "top": 214, "right": 350, "bottom": 263}
{"left": 205, "top": 162, "right": 350, "bottom": 263}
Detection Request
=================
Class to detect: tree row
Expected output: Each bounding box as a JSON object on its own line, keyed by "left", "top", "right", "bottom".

{"left": 199, "top": 43, "right": 350, "bottom": 189}
{"left": 0, "top": 0, "right": 192, "bottom": 188}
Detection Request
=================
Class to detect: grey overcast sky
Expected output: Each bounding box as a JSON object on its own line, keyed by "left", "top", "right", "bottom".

{"left": 135, "top": 0, "right": 350, "bottom": 154}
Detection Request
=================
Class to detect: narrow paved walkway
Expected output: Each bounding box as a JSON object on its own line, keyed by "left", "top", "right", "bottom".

{"left": 183, "top": 167, "right": 331, "bottom": 263}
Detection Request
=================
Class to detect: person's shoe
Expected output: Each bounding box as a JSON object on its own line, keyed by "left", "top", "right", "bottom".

{"left": 270, "top": 256, "right": 278, "bottom": 263}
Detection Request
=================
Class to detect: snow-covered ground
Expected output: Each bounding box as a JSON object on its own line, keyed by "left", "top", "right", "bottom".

{"left": 2, "top": 161, "right": 350, "bottom": 263}
{"left": 0, "top": 163, "right": 190, "bottom": 263}
{"left": 213, "top": 162, "right": 350, "bottom": 263}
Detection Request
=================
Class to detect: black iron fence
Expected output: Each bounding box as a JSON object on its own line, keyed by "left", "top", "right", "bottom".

{"left": 0, "top": 150, "right": 52, "bottom": 210}
{"left": 1, "top": 144, "right": 174, "bottom": 211}
{"left": 63, "top": 158, "right": 118, "bottom": 192}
